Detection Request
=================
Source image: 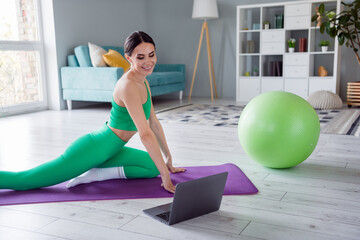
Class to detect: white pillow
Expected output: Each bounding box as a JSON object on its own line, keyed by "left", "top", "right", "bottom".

{"left": 88, "top": 42, "right": 107, "bottom": 67}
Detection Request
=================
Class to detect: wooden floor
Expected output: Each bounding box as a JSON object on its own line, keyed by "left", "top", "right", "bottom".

{"left": 0, "top": 98, "right": 360, "bottom": 240}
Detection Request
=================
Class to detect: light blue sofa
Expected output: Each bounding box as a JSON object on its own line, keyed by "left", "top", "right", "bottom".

{"left": 61, "top": 46, "right": 185, "bottom": 110}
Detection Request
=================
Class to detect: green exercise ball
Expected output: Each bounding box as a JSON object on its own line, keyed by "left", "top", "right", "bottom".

{"left": 238, "top": 91, "right": 320, "bottom": 168}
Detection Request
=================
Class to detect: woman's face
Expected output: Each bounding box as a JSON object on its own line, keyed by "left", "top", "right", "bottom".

{"left": 126, "top": 42, "right": 157, "bottom": 76}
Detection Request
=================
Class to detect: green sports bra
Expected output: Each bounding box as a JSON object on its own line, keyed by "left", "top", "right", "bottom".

{"left": 108, "top": 82, "right": 151, "bottom": 131}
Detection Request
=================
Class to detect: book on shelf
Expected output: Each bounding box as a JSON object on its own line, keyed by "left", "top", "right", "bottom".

{"left": 276, "top": 61, "right": 283, "bottom": 76}
{"left": 269, "top": 61, "right": 274, "bottom": 76}
{"left": 274, "top": 14, "right": 284, "bottom": 29}
{"left": 269, "top": 61, "right": 283, "bottom": 76}
{"left": 299, "top": 38, "right": 307, "bottom": 52}
{"left": 247, "top": 40, "right": 255, "bottom": 53}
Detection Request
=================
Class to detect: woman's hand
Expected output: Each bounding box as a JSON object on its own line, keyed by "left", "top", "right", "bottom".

{"left": 165, "top": 155, "right": 186, "bottom": 173}
{"left": 167, "top": 163, "right": 186, "bottom": 173}
{"left": 160, "top": 174, "right": 176, "bottom": 193}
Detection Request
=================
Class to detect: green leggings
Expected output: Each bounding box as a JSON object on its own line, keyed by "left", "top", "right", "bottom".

{"left": 0, "top": 123, "right": 159, "bottom": 190}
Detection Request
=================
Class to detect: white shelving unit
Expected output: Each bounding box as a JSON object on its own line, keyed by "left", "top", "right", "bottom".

{"left": 236, "top": 0, "right": 341, "bottom": 103}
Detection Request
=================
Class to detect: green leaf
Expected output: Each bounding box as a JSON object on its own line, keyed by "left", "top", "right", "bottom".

{"left": 311, "top": 14, "right": 318, "bottom": 22}
{"left": 351, "top": 9, "right": 358, "bottom": 19}
{"left": 356, "top": 22, "right": 360, "bottom": 30}
{"left": 330, "top": 28, "right": 338, "bottom": 38}
{"left": 356, "top": 2, "right": 360, "bottom": 10}
{"left": 339, "top": 15, "right": 351, "bottom": 25}
{"left": 325, "top": 22, "right": 331, "bottom": 34}
{"left": 338, "top": 33, "right": 345, "bottom": 45}
{"left": 326, "top": 11, "right": 336, "bottom": 20}
{"left": 344, "top": 32, "right": 352, "bottom": 39}
{"left": 318, "top": 4, "right": 325, "bottom": 14}
{"left": 320, "top": 22, "right": 326, "bottom": 33}
{"left": 345, "top": 14, "right": 352, "bottom": 22}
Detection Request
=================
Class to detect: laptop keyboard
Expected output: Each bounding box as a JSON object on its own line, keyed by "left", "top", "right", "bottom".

{"left": 156, "top": 212, "right": 170, "bottom": 221}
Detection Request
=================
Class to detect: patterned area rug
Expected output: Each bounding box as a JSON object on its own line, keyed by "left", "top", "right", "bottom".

{"left": 157, "top": 104, "right": 360, "bottom": 136}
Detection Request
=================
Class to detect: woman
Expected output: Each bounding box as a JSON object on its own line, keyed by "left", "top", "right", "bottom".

{"left": 0, "top": 31, "right": 185, "bottom": 193}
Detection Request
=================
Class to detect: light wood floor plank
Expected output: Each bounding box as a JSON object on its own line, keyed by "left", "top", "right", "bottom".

{"left": 0, "top": 225, "right": 66, "bottom": 240}
{"left": 37, "top": 219, "right": 163, "bottom": 240}
{"left": 241, "top": 222, "right": 354, "bottom": 240}
{"left": 282, "top": 192, "right": 360, "bottom": 212}
{"left": 222, "top": 195, "right": 360, "bottom": 225}
{"left": 218, "top": 203, "right": 360, "bottom": 239}
{"left": 0, "top": 208, "right": 57, "bottom": 231}
{"left": 253, "top": 179, "right": 360, "bottom": 202}
{"left": 121, "top": 216, "right": 258, "bottom": 240}
{"left": 5, "top": 202, "right": 136, "bottom": 229}
{"left": 265, "top": 173, "right": 360, "bottom": 193}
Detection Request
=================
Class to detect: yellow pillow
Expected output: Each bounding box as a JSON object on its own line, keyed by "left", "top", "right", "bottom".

{"left": 103, "top": 49, "right": 130, "bottom": 72}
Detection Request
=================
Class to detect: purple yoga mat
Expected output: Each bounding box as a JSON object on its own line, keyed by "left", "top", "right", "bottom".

{"left": 0, "top": 163, "right": 258, "bottom": 206}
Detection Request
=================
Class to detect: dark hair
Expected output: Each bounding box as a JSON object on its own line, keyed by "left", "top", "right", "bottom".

{"left": 124, "top": 31, "right": 156, "bottom": 56}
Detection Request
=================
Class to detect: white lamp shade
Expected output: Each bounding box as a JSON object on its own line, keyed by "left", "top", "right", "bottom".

{"left": 192, "top": 0, "right": 219, "bottom": 20}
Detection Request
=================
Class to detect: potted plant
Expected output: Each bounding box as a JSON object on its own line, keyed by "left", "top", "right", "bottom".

{"left": 311, "top": 0, "right": 360, "bottom": 65}
{"left": 263, "top": 20, "right": 270, "bottom": 30}
{"left": 288, "top": 38, "right": 296, "bottom": 53}
{"left": 319, "top": 40, "right": 330, "bottom": 52}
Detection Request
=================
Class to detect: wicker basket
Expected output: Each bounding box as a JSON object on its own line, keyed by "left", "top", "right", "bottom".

{"left": 347, "top": 81, "right": 360, "bottom": 107}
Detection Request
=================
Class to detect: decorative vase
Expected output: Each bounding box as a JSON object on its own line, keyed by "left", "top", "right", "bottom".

{"left": 264, "top": 24, "right": 270, "bottom": 30}
{"left": 321, "top": 46, "right": 328, "bottom": 52}
{"left": 289, "top": 47, "right": 295, "bottom": 53}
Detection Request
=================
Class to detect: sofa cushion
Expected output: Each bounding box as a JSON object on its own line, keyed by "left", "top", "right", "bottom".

{"left": 103, "top": 49, "right": 130, "bottom": 71}
{"left": 103, "top": 46, "right": 125, "bottom": 56}
{"left": 67, "top": 55, "right": 79, "bottom": 67}
{"left": 74, "top": 46, "right": 92, "bottom": 67}
{"left": 74, "top": 45, "right": 125, "bottom": 67}
{"left": 147, "top": 72, "right": 184, "bottom": 87}
{"left": 88, "top": 42, "right": 107, "bottom": 67}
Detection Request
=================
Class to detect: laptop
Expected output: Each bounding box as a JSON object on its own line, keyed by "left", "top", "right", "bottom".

{"left": 143, "top": 172, "right": 228, "bottom": 225}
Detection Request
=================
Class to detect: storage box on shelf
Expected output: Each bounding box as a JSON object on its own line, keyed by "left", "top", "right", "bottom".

{"left": 236, "top": 0, "right": 341, "bottom": 103}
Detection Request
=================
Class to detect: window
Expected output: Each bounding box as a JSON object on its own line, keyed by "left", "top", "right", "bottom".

{"left": 0, "top": 0, "right": 46, "bottom": 116}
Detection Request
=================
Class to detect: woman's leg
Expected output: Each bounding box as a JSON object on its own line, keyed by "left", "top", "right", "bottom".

{"left": 98, "top": 146, "right": 160, "bottom": 179}
{"left": 0, "top": 124, "right": 126, "bottom": 190}
{"left": 66, "top": 146, "right": 160, "bottom": 188}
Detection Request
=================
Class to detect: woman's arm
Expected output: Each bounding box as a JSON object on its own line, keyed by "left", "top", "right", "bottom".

{"left": 119, "top": 81, "right": 176, "bottom": 193}
{"left": 148, "top": 103, "right": 186, "bottom": 173}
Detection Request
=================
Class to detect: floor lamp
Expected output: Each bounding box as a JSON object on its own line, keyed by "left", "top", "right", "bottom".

{"left": 189, "top": 0, "right": 219, "bottom": 102}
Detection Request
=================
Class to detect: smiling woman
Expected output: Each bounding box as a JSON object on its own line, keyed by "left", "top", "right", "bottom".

{"left": 124, "top": 31, "right": 157, "bottom": 75}
{"left": 0, "top": 31, "right": 186, "bottom": 193}
{"left": 0, "top": 0, "right": 47, "bottom": 116}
